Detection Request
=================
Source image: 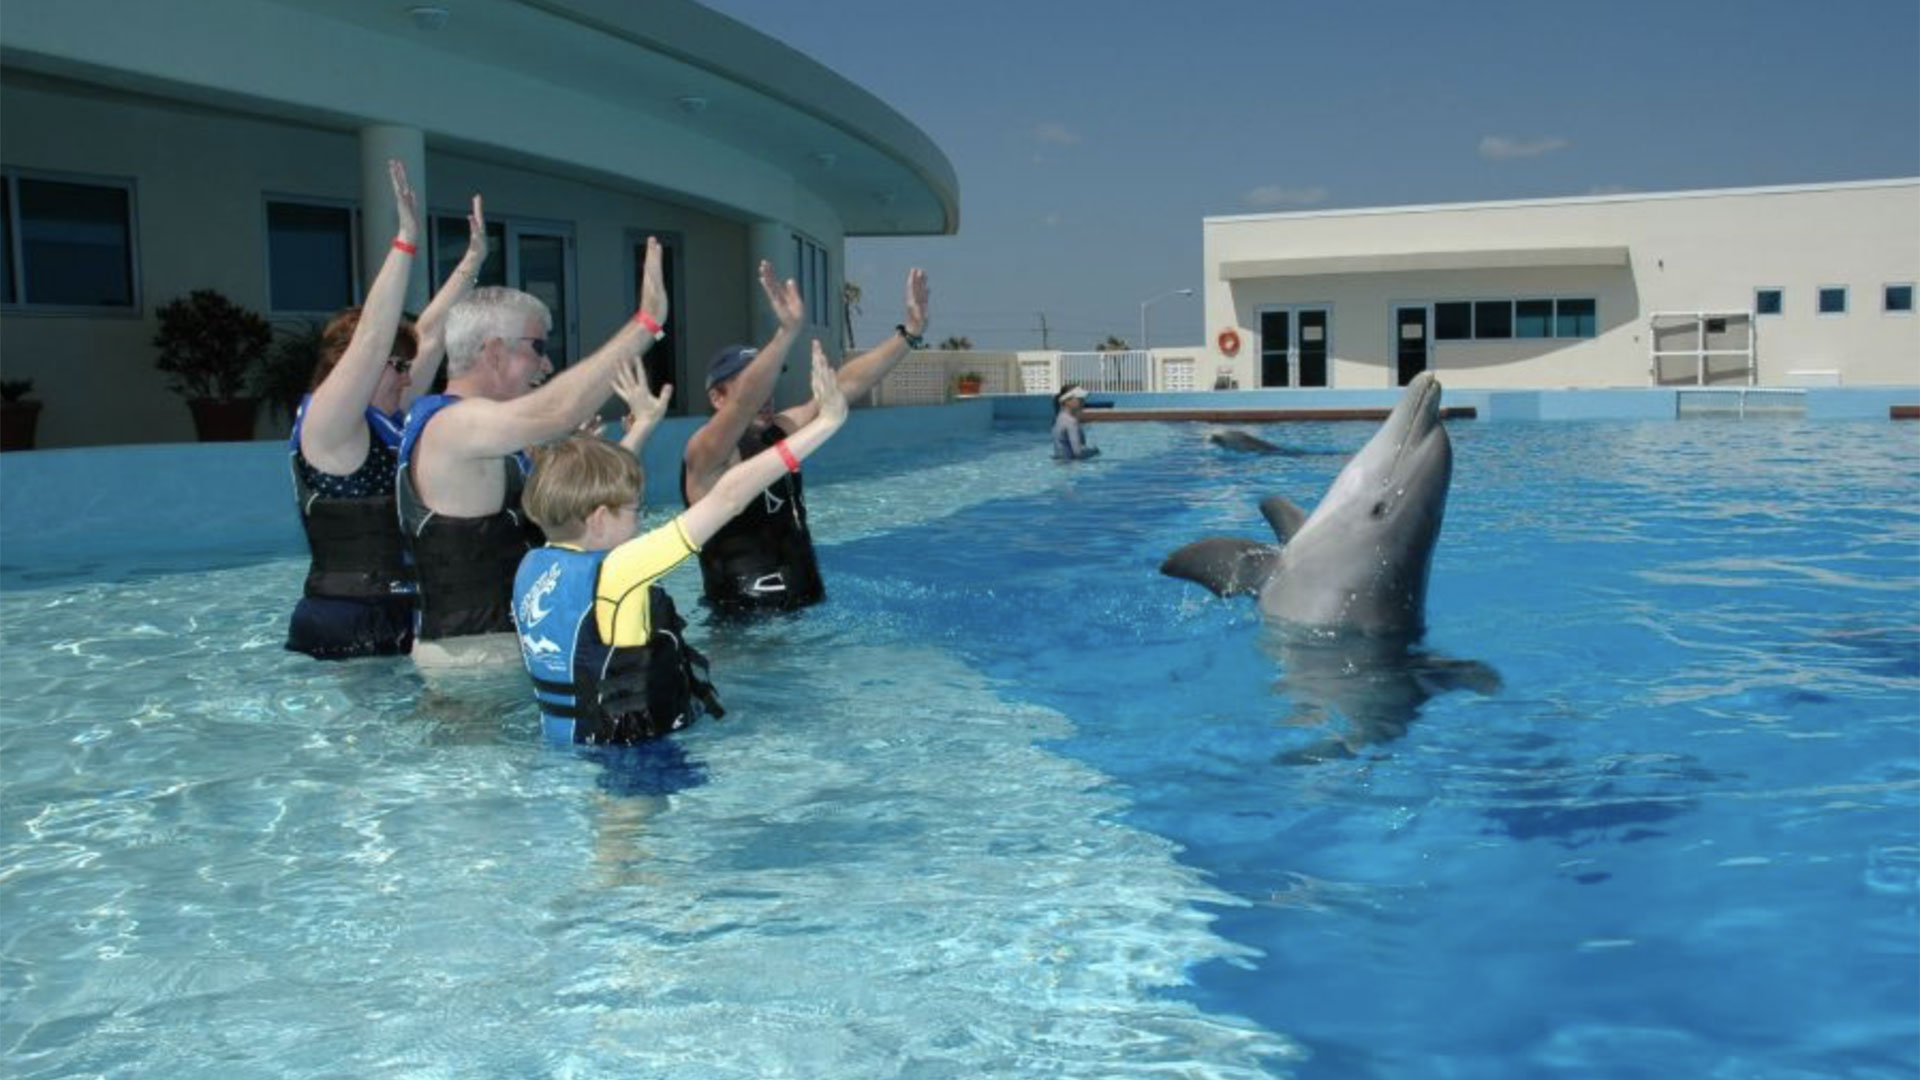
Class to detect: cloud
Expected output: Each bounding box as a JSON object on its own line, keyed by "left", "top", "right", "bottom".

{"left": 1479, "top": 134, "right": 1572, "bottom": 160}
{"left": 1033, "top": 122, "right": 1081, "bottom": 146}
{"left": 1585, "top": 183, "right": 1634, "bottom": 196}
{"left": 1243, "top": 185, "right": 1329, "bottom": 208}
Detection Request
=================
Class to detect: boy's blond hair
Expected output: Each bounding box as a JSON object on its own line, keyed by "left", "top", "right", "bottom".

{"left": 523, "top": 435, "right": 642, "bottom": 541}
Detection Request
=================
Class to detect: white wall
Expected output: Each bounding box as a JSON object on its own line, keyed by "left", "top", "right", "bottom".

{"left": 1203, "top": 181, "right": 1920, "bottom": 389}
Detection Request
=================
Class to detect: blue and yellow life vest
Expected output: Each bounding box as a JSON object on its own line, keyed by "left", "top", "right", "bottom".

{"left": 514, "top": 545, "right": 722, "bottom": 744}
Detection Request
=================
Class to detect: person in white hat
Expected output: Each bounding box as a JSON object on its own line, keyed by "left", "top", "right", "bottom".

{"left": 1052, "top": 383, "right": 1100, "bottom": 461}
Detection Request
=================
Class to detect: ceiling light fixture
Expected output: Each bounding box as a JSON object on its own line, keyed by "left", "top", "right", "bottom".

{"left": 407, "top": 5, "right": 449, "bottom": 31}
{"left": 675, "top": 95, "right": 709, "bottom": 115}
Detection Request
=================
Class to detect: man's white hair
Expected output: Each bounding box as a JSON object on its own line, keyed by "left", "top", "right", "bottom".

{"left": 444, "top": 287, "right": 553, "bottom": 377}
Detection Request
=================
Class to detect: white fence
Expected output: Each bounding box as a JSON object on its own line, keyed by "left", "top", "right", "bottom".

{"left": 875, "top": 348, "right": 1207, "bottom": 404}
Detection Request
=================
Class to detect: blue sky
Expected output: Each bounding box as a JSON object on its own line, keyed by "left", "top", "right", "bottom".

{"left": 703, "top": 0, "right": 1920, "bottom": 352}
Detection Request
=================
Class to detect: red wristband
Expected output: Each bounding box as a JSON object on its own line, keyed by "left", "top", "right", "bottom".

{"left": 392, "top": 237, "right": 418, "bottom": 255}
{"left": 775, "top": 440, "right": 800, "bottom": 474}
{"left": 633, "top": 310, "right": 664, "bottom": 335}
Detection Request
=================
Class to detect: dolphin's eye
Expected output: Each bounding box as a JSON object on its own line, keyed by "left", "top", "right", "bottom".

{"left": 1370, "top": 501, "right": 1387, "bottom": 518}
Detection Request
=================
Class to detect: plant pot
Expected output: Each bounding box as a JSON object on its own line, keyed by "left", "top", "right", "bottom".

{"left": 187, "top": 397, "right": 259, "bottom": 442}
{"left": 1, "top": 400, "right": 42, "bottom": 451}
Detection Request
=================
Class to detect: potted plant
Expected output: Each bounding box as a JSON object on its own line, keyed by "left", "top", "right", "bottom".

{"left": 1, "top": 378, "right": 42, "bottom": 452}
{"left": 954, "top": 370, "right": 984, "bottom": 396}
{"left": 152, "top": 288, "right": 273, "bottom": 441}
{"left": 257, "top": 316, "right": 327, "bottom": 429}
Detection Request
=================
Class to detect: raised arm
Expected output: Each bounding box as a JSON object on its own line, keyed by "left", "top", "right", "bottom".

{"left": 681, "top": 340, "right": 847, "bottom": 545}
{"left": 432, "top": 237, "right": 668, "bottom": 459}
{"left": 611, "top": 354, "right": 671, "bottom": 456}
{"left": 681, "top": 259, "right": 806, "bottom": 500}
{"left": 777, "top": 267, "right": 927, "bottom": 430}
{"left": 300, "top": 158, "right": 418, "bottom": 474}
{"left": 406, "top": 194, "right": 488, "bottom": 407}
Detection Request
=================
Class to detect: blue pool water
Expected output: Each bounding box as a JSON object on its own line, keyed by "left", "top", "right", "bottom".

{"left": 2, "top": 416, "right": 1917, "bottom": 1078}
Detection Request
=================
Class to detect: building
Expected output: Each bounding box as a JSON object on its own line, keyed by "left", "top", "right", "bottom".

{"left": 1203, "top": 179, "right": 1919, "bottom": 391}
{"left": 0, "top": 0, "right": 957, "bottom": 448}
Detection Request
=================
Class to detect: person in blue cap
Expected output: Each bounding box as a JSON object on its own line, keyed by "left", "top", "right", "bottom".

{"left": 680, "top": 263, "right": 929, "bottom": 614}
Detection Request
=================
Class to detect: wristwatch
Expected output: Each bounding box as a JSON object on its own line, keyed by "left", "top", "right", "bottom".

{"left": 895, "top": 324, "right": 925, "bottom": 349}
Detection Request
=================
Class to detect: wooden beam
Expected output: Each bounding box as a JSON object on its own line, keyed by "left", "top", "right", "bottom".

{"left": 1083, "top": 407, "right": 1479, "bottom": 423}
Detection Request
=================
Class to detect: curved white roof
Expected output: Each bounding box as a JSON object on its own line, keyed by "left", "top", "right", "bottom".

{"left": 0, "top": 0, "right": 958, "bottom": 236}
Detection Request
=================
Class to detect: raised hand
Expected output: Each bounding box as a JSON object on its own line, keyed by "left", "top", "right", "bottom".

{"left": 809, "top": 339, "right": 846, "bottom": 425}
{"left": 637, "top": 236, "right": 668, "bottom": 329}
{"left": 757, "top": 259, "right": 806, "bottom": 332}
{"left": 389, "top": 159, "right": 420, "bottom": 244}
{"left": 464, "top": 194, "right": 487, "bottom": 267}
{"left": 612, "top": 355, "right": 671, "bottom": 429}
{"left": 902, "top": 267, "right": 929, "bottom": 337}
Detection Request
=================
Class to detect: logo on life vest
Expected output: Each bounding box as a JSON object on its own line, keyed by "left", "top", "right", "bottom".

{"left": 519, "top": 562, "right": 562, "bottom": 627}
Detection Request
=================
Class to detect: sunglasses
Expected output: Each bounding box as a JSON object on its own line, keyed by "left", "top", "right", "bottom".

{"left": 516, "top": 337, "right": 549, "bottom": 358}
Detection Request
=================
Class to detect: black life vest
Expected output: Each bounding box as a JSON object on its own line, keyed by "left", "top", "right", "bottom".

{"left": 679, "top": 423, "right": 825, "bottom": 613}
{"left": 289, "top": 401, "right": 411, "bottom": 602}
{"left": 397, "top": 394, "right": 544, "bottom": 640}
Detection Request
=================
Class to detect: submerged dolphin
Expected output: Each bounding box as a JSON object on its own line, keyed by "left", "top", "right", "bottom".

{"left": 1206, "top": 429, "right": 1344, "bottom": 457}
{"left": 1163, "top": 372, "right": 1497, "bottom": 759}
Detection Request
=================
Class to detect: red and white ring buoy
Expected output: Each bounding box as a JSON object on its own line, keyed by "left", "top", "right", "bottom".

{"left": 1217, "top": 329, "right": 1242, "bottom": 356}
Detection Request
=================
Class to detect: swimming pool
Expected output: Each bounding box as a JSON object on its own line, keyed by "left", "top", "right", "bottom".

{"left": 2, "top": 415, "right": 1916, "bottom": 1078}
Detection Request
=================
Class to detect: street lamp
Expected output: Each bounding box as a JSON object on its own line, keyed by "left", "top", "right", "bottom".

{"left": 1139, "top": 287, "right": 1194, "bottom": 351}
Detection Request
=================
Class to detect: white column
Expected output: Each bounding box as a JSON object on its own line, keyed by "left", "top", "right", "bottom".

{"left": 358, "top": 125, "right": 428, "bottom": 309}
{"left": 746, "top": 220, "right": 805, "bottom": 403}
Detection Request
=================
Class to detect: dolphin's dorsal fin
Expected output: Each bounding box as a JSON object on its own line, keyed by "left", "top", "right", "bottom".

{"left": 1260, "top": 497, "right": 1309, "bottom": 543}
{"left": 1160, "top": 538, "right": 1279, "bottom": 598}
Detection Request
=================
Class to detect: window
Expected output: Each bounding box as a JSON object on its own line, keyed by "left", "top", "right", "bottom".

{"left": 792, "top": 233, "right": 831, "bottom": 329}
{"left": 1885, "top": 284, "right": 1914, "bottom": 314}
{"left": 1, "top": 171, "right": 138, "bottom": 310}
{"left": 432, "top": 214, "right": 508, "bottom": 288}
{"left": 1754, "top": 288, "right": 1782, "bottom": 316}
{"left": 1434, "top": 301, "right": 1472, "bottom": 340}
{"left": 266, "top": 199, "right": 357, "bottom": 313}
{"left": 1435, "top": 296, "right": 1595, "bottom": 340}
{"left": 1817, "top": 286, "right": 1847, "bottom": 315}
{"left": 1473, "top": 300, "right": 1512, "bottom": 339}
{"left": 1555, "top": 298, "right": 1596, "bottom": 338}
{"left": 1515, "top": 299, "right": 1554, "bottom": 338}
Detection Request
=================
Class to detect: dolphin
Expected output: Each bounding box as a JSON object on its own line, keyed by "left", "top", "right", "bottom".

{"left": 1206, "top": 429, "right": 1343, "bottom": 457}
{"left": 1162, "top": 372, "right": 1497, "bottom": 759}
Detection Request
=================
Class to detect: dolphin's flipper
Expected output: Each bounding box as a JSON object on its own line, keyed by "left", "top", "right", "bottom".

{"left": 1161, "top": 538, "right": 1279, "bottom": 598}
{"left": 1259, "top": 497, "right": 1309, "bottom": 543}
{"left": 1410, "top": 656, "right": 1504, "bottom": 696}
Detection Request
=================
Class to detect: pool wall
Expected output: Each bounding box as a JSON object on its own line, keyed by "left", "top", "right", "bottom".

{"left": 0, "top": 400, "right": 992, "bottom": 568}
{"left": 991, "top": 385, "right": 1918, "bottom": 422}
{"left": 2, "top": 387, "right": 1912, "bottom": 570}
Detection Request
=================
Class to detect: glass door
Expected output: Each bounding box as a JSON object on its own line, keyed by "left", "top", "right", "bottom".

{"left": 431, "top": 215, "right": 573, "bottom": 366}
{"left": 1259, "top": 306, "right": 1332, "bottom": 387}
{"left": 1396, "top": 306, "right": 1429, "bottom": 386}
{"left": 1297, "top": 309, "right": 1329, "bottom": 387}
{"left": 1259, "top": 309, "right": 1291, "bottom": 387}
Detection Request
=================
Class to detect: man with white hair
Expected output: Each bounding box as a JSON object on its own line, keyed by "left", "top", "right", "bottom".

{"left": 398, "top": 238, "right": 669, "bottom": 664}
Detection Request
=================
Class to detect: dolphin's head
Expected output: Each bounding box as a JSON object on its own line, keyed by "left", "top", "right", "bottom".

{"left": 1264, "top": 372, "right": 1452, "bottom": 636}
